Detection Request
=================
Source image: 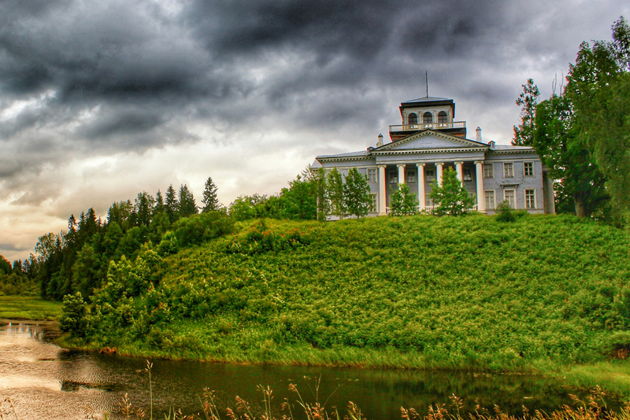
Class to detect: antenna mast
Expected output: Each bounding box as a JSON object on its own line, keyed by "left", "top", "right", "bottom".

{"left": 425, "top": 71, "right": 429, "bottom": 97}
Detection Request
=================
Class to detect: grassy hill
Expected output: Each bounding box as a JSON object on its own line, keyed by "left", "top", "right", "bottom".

{"left": 76, "top": 214, "right": 629, "bottom": 392}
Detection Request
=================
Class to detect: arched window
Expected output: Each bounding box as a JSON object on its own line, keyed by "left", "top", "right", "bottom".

{"left": 438, "top": 111, "right": 448, "bottom": 124}
{"left": 408, "top": 113, "right": 417, "bottom": 125}
{"left": 423, "top": 112, "right": 433, "bottom": 124}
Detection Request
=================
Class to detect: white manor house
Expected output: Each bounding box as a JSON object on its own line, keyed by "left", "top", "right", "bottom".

{"left": 313, "top": 96, "right": 556, "bottom": 215}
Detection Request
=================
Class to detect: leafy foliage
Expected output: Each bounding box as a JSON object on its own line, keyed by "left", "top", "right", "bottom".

{"left": 343, "top": 168, "right": 372, "bottom": 218}
{"left": 59, "top": 292, "right": 88, "bottom": 336}
{"left": 429, "top": 168, "right": 475, "bottom": 216}
{"left": 521, "top": 17, "right": 629, "bottom": 223}
{"left": 326, "top": 168, "right": 345, "bottom": 218}
{"left": 70, "top": 215, "right": 629, "bottom": 371}
{"left": 390, "top": 184, "right": 417, "bottom": 216}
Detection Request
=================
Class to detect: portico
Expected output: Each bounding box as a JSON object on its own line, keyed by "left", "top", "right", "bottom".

{"left": 374, "top": 159, "right": 485, "bottom": 215}
{"left": 314, "top": 95, "right": 552, "bottom": 216}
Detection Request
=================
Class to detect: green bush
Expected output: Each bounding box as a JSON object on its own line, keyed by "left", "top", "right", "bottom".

{"left": 74, "top": 215, "right": 629, "bottom": 371}
{"left": 496, "top": 200, "right": 516, "bottom": 222}
{"left": 59, "top": 292, "right": 88, "bottom": 337}
{"left": 173, "top": 211, "right": 234, "bottom": 248}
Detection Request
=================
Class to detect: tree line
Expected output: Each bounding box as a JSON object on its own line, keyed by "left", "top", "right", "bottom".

{"left": 513, "top": 17, "right": 629, "bottom": 226}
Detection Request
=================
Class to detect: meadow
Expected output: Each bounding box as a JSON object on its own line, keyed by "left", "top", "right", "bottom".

{"left": 0, "top": 296, "right": 62, "bottom": 320}
{"left": 69, "top": 214, "right": 629, "bottom": 395}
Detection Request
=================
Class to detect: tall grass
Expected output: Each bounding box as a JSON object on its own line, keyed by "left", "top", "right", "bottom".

{"left": 112, "top": 381, "right": 630, "bottom": 420}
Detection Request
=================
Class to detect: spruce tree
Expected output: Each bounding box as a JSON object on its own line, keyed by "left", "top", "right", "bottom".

{"left": 178, "top": 184, "right": 198, "bottom": 218}
{"left": 165, "top": 185, "right": 178, "bottom": 222}
{"left": 201, "top": 177, "right": 220, "bottom": 212}
{"left": 512, "top": 78, "right": 540, "bottom": 146}
{"left": 154, "top": 190, "right": 165, "bottom": 215}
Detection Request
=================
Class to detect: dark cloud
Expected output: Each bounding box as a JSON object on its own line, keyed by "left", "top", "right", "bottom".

{"left": 0, "top": 0, "right": 627, "bottom": 204}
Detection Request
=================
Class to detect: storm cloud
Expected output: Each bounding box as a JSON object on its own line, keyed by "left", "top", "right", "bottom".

{"left": 0, "top": 0, "right": 627, "bottom": 259}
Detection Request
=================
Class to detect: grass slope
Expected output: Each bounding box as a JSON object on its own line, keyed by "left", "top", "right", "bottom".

{"left": 0, "top": 296, "right": 62, "bottom": 320}
{"left": 87, "top": 215, "right": 629, "bottom": 393}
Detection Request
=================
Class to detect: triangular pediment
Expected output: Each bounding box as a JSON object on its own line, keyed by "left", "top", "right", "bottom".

{"left": 376, "top": 131, "right": 487, "bottom": 152}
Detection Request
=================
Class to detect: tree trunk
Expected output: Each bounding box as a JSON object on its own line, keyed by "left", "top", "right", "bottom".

{"left": 575, "top": 198, "right": 586, "bottom": 217}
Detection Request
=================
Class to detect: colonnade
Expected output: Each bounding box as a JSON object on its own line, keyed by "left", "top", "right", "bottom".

{"left": 377, "top": 161, "right": 485, "bottom": 215}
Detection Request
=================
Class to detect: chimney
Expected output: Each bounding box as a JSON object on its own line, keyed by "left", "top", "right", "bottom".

{"left": 376, "top": 133, "right": 384, "bottom": 147}
{"left": 476, "top": 127, "right": 482, "bottom": 142}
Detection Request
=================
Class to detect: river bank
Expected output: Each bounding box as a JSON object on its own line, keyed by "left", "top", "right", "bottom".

{"left": 2, "top": 319, "right": 628, "bottom": 420}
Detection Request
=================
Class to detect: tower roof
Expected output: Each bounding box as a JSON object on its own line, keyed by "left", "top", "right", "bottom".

{"left": 401, "top": 96, "right": 453, "bottom": 105}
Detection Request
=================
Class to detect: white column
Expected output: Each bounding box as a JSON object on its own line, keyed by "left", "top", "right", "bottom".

{"left": 475, "top": 161, "right": 486, "bottom": 213}
{"left": 397, "top": 164, "right": 406, "bottom": 185}
{"left": 416, "top": 163, "right": 426, "bottom": 210}
{"left": 455, "top": 161, "right": 464, "bottom": 184}
{"left": 378, "top": 165, "right": 387, "bottom": 215}
{"left": 436, "top": 162, "right": 444, "bottom": 186}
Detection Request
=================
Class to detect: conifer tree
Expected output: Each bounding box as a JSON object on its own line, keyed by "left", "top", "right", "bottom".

{"left": 134, "top": 192, "right": 155, "bottom": 227}
{"left": 154, "top": 190, "right": 165, "bottom": 215}
{"left": 512, "top": 78, "right": 540, "bottom": 146}
{"left": 178, "top": 184, "right": 198, "bottom": 217}
{"left": 201, "top": 177, "right": 220, "bottom": 212}
{"left": 165, "top": 185, "right": 179, "bottom": 222}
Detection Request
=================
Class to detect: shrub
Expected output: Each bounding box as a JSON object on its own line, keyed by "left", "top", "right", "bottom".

{"left": 173, "top": 210, "right": 234, "bottom": 248}
{"left": 496, "top": 200, "right": 516, "bottom": 222}
{"left": 59, "top": 292, "right": 88, "bottom": 337}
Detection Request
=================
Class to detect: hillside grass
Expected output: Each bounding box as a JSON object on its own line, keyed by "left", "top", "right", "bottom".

{"left": 80, "top": 214, "right": 629, "bottom": 394}
{"left": 0, "top": 296, "right": 62, "bottom": 320}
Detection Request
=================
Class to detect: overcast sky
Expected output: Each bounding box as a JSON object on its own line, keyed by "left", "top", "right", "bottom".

{"left": 1, "top": 0, "right": 628, "bottom": 261}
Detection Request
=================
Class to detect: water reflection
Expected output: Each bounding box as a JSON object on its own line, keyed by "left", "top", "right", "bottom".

{"left": 0, "top": 320, "right": 620, "bottom": 419}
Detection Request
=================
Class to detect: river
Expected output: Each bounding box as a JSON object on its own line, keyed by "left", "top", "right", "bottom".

{"left": 0, "top": 320, "right": 617, "bottom": 419}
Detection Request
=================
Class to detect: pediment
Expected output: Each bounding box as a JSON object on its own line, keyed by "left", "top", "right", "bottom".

{"left": 376, "top": 131, "right": 487, "bottom": 152}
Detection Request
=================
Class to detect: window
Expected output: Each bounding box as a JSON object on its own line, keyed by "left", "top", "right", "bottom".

{"left": 425, "top": 168, "right": 435, "bottom": 180}
{"left": 524, "top": 162, "right": 534, "bottom": 176}
{"left": 503, "top": 189, "right": 515, "bottom": 208}
{"left": 367, "top": 168, "right": 377, "bottom": 183}
{"left": 438, "top": 111, "right": 448, "bottom": 124}
{"left": 370, "top": 194, "right": 377, "bottom": 212}
{"left": 407, "top": 171, "right": 416, "bottom": 183}
{"left": 484, "top": 191, "right": 495, "bottom": 209}
{"left": 463, "top": 169, "right": 472, "bottom": 181}
{"left": 503, "top": 162, "right": 514, "bottom": 178}
{"left": 525, "top": 189, "right": 536, "bottom": 209}
{"left": 408, "top": 113, "right": 418, "bottom": 125}
{"left": 423, "top": 112, "right": 433, "bottom": 124}
{"left": 483, "top": 163, "right": 493, "bottom": 178}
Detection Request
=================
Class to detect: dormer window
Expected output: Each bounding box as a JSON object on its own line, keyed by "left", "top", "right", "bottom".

{"left": 438, "top": 111, "right": 448, "bottom": 124}
{"left": 408, "top": 113, "right": 418, "bottom": 125}
{"left": 423, "top": 112, "right": 433, "bottom": 124}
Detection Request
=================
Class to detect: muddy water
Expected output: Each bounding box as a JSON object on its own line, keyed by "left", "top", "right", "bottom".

{"left": 0, "top": 320, "right": 617, "bottom": 419}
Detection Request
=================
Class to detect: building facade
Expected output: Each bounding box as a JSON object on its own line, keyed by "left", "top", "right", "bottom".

{"left": 314, "top": 96, "right": 555, "bottom": 215}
